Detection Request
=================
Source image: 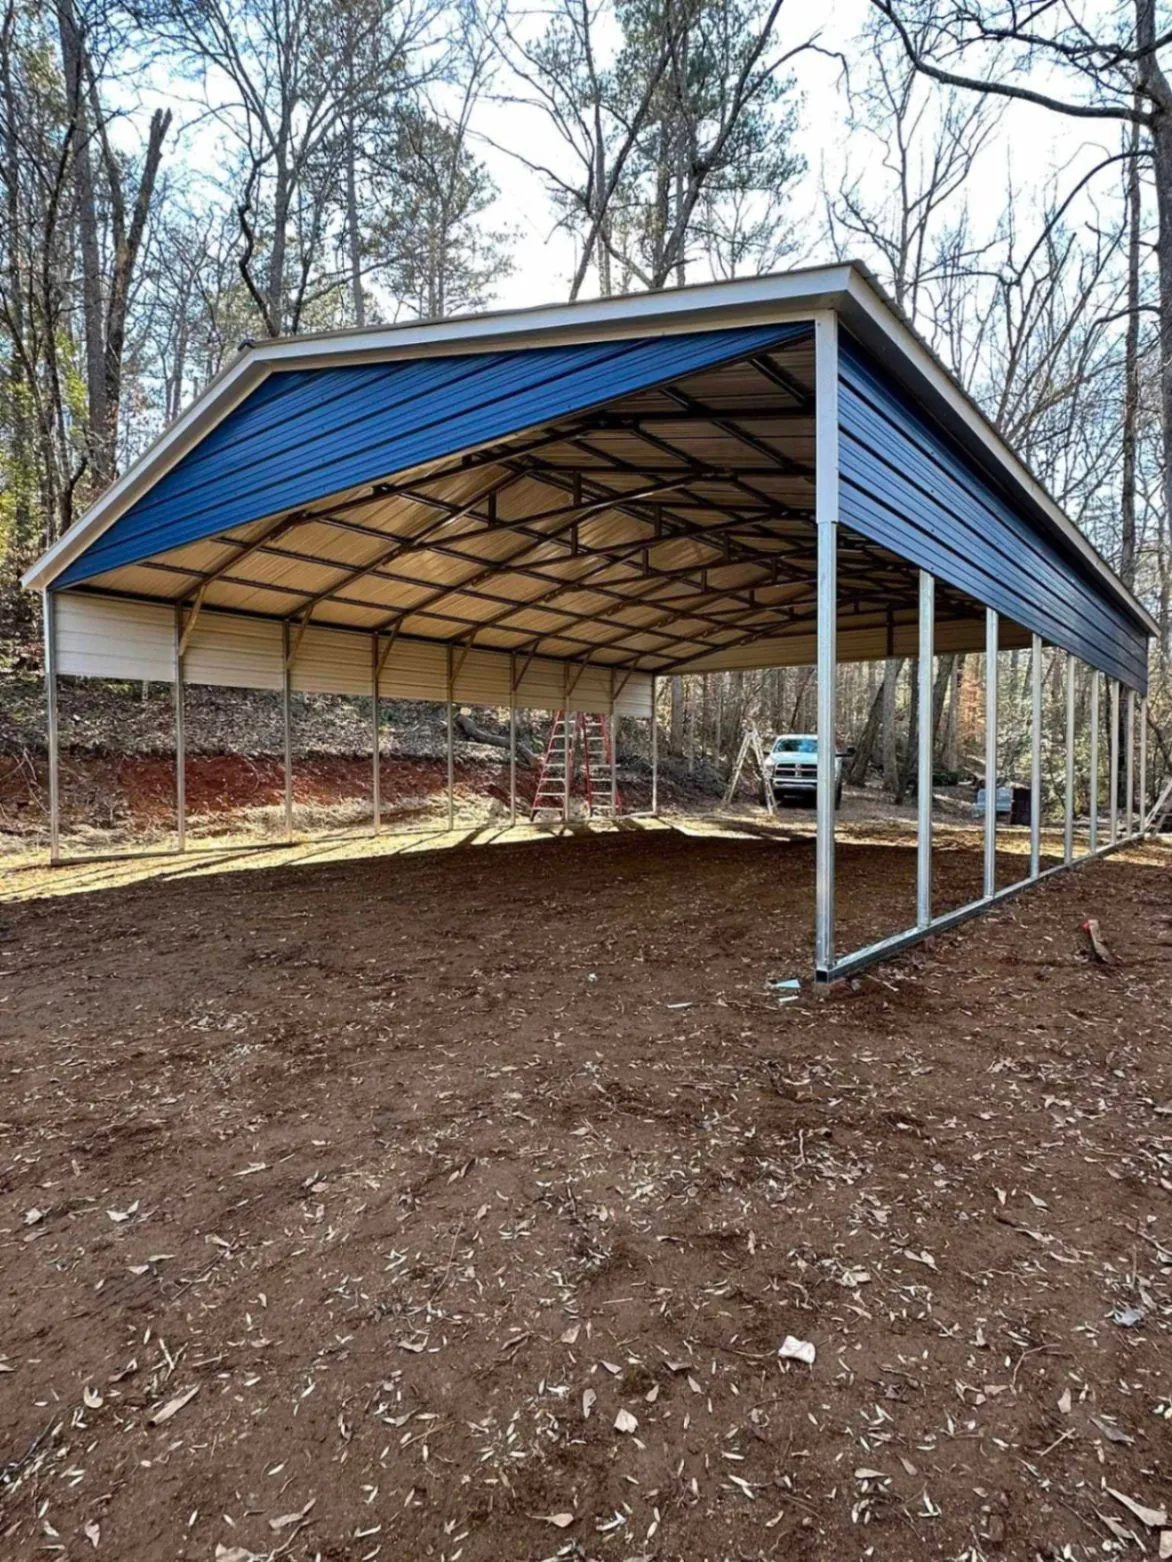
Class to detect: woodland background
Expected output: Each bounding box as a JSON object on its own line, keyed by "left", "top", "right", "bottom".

{"left": 1, "top": 0, "right": 1170, "bottom": 815}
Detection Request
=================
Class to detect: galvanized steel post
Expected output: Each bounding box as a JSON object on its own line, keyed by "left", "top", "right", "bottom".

{"left": 1029, "top": 635, "right": 1042, "bottom": 878}
{"left": 1109, "top": 680, "right": 1120, "bottom": 843}
{"left": 1139, "top": 696, "right": 1148, "bottom": 834}
{"left": 984, "top": 608, "right": 998, "bottom": 898}
{"left": 650, "top": 675, "right": 659, "bottom": 816}
{"left": 916, "top": 570, "right": 934, "bottom": 929}
{"left": 282, "top": 622, "right": 294, "bottom": 842}
{"left": 814, "top": 311, "right": 839, "bottom": 978}
{"left": 1125, "top": 688, "right": 1135, "bottom": 837}
{"left": 1063, "top": 654, "right": 1075, "bottom": 865}
{"left": 446, "top": 645, "right": 455, "bottom": 831}
{"left": 1088, "top": 671, "right": 1099, "bottom": 853}
{"left": 508, "top": 653, "right": 517, "bottom": 828}
{"left": 371, "top": 634, "right": 381, "bottom": 836}
{"left": 43, "top": 590, "right": 60, "bottom": 865}
{"left": 174, "top": 606, "right": 186, "bottom": 852}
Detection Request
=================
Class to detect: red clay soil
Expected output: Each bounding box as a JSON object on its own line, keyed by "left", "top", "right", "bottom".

{"left": 1, "top": 828, "right": 1170, "bottom": 1562}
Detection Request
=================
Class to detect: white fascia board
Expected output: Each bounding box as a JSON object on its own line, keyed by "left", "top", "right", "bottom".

{"left": 839, "top": 270, "right": 1158, "bottom": 641}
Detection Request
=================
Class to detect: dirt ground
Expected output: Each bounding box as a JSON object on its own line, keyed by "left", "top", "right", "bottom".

{"left": 1, "top": 821, "right": 1170, "bottom": 1562}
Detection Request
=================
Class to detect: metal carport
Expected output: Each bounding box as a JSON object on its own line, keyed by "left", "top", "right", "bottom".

{"left": 22, "top": 261, "right": 1157, "bottom": 980}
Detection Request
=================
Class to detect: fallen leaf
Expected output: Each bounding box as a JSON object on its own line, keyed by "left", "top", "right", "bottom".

{"left": 560, "top": 1324, "right": 580, "bottom": 1345}
{"left": 23, "top": 1208, "right": 46, "bottom": 1226}
{"left": 855, "top": 1468, "right": 888, "bottom": 1481}
{"left": 269, "top": 1497, "right": 316, "bottom": 1532}
{"left": 1058, "top": 1388, "right": 1072, "bottom": 1415}
{"left": 903, "top": 1249, "right": 937, "bottom": 1270}
{"left": 147, "top": 1384, "right": 199, "bottom": 1426}
{"left": 83, "top": 1387, "right": 103, "bottom": 1410}
{"left": 1159, "top": 1531, "right": 1172, "bottom": 1560}
{"left": 533, "top": 1512, "right": 574, "bottom": 1529}
{"left": 1107, "top": 1488, "right": 1168, "bottom": 1529}
{"left": 582, "top": 1387, "right": 596, "bottom": 1420}
{"left": 614, "top": 1408, "right": 638, "bottom": 1434}
{"left": 106, "top": 1201, "right": 139, "bottom": 1224}
{"left": 83, "top": 1520, "right": 100, "bottom": 1549}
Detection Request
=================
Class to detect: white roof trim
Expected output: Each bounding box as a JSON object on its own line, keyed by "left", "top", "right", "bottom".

{"left": 22, "top": 260, "right": 1155, "bottom": 641}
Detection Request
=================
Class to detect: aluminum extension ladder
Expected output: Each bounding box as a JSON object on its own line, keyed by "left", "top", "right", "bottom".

{"left": 531, "top": 711, "right": 620, "bottom": 821}
{"left": 721, "top": 723, "right": 776, "bottom": 813}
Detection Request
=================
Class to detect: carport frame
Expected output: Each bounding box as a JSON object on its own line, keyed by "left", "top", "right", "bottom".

{"left": 28, "top": 265, "right": 1156, "bottom": 982}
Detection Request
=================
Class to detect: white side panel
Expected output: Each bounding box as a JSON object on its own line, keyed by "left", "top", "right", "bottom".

{"left": 184, "top": 612, "right": 283, "bottom": 689}
{"left": 56, "top": 593, "right": 173, "bottom": 681}
{"left": 513, "top": 656, "right": 565, "bottom": 710}
{"left": 451, "top": 648, "right": 512, "bottom": 707}
{"left": 614, "top": 673, "right": 653, "bottom": 719}
{"left": 290, "top": 624, "right": 370, "bottom": 695}
{"left": 377, "top": 637, "right": 449, "bottom": 701}
{"left": 52, "top": 593, "right": 655, "bottom": 714}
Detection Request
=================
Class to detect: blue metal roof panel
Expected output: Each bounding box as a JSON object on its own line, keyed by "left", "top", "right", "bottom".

{"left": 839, "top": 337, "right": 1148, "bottom": 692}
{"left": 58, "top": 324, "right": 809, "bottom": 588}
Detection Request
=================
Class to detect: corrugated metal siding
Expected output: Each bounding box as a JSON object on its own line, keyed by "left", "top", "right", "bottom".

{"left": 839, "top": 337, "right": 1149, "bottom": 691}
{"left": 56, "top": 594, "right": 174, "bottom": 681}
{"left": 55, "top": 592, "right": 654, "bottom": 713}
{"left": 57, "top": 323, "right": 809, "bottom": 588}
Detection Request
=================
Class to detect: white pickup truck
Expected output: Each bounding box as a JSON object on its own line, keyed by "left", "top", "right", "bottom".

{"left": 762, "top": 733, "right": 844, "bottom": 808}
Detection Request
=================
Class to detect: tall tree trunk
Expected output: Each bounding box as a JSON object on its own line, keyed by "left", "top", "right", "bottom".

{"left": 1121, "top": 98, "right": 1141, "bottom": 589}
{"left": 670, "top": 675, "right": 684, "bottom": 751}
{"left": 882, "top": 656, "right": 903, "bottom": 796}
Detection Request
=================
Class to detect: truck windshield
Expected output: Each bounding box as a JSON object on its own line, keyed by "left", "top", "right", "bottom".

{"left": 774, "top": 738, "right": 816, "bottom": 754}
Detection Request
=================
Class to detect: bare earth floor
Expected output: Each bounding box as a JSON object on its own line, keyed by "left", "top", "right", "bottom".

{"left": 0, "top": 823, "right": 1170, "bottom": 1562}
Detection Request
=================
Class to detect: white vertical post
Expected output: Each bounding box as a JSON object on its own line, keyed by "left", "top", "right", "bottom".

{"left": 1064, "top": 653, "right": 1075, "bottom": 865}
{"left": 1109, "top": 680, "right": 1120, "bottom": 843}
{"left": 282, "top": 622, "right": 294, "bottom": 842}
{"left": 174, "top": 606, "right": 186, "bottom": 852}
{"left": 1089, "top": 671, "right": 1099, "bottom": 853}
{"left": 609, "top": 673, "right": 617, "bottom": 818}
{"left": 1125, "top": 688, "right": 1135, "bottom": 837}
{"left": 43, "top": 590, "right": 60, "bottom": 865}
{"left": 1139, "top": 695, "right": 1148, "bottom": 834}
{"left": 814, "top": 311, "right": 839, "bottom": 977}
{"left": 508, "top": 653, "right": 517, "bottom": 828}
{"left": 1030, "top": 634, "right": 1042, "bottom": 878}
{"left": 563, "top": 666, "right": 572, "bottom": 824}
{"left": 650, "top": 675, "right": 659, "bottom": 815}
{"left": 371, "top": 634, "right": 381, "bottom": 836}
{"left": 984, "top": 608, "right": 998, "bottom": 898}
{"left": 446, "top": 645, "right": 455, "bottom": 831}
{"left": 916, "top": 570, "right": 934, "bottom": 929}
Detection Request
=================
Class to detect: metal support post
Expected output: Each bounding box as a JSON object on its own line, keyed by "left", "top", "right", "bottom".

{"left": 43, "top": 590, "right": 60, "bottom": 865}
{"left": 508, "top": 654, "right": 517, "bottom": 827}
{"left": 174, "top": 606, "right": 187, "bottom": 852}
{"left": 1029, "top": 634, "right": 1042, "bottom": 879}
{"left": 1139, "top": 696, "right": 1148, "bottom": 835}
{"left": 446, "top": 645, "right": 455, "bottom": 831}
{"left": 1088, "top": 671, "right": 1099, "bottom": 853}
{"left": 371, "top": 634, "right": 381, "bottom": 835}
{"left": 1064, "top": 654, "right": 1075, "bottom": 865}
{"left": 1109, "top": 680, "right": 1119, "bottom": 843}
{"left": 282, "top": 622, "right": 294, "bottom": 842}
{"left": 916, "top": 570, "right": 934, "bottom": 929}
{"left": 1125, "top": 688, "right": 1135, "bottom": 837}
{"left": 650, "top": 676, "right": 659, "bottom": 815}
{"left": 814, "top": 311, "right": 839, "bottom": 977}
{"left": 563, "top": 666, "right": 571, "bottom": 823}
{"left": 984, "top": 608, "right": 998, "bottom": 898}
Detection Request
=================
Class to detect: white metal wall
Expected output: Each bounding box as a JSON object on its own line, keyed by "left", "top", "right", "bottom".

{"left": 54, "top": 592, "right": 654, "bottom": 717}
